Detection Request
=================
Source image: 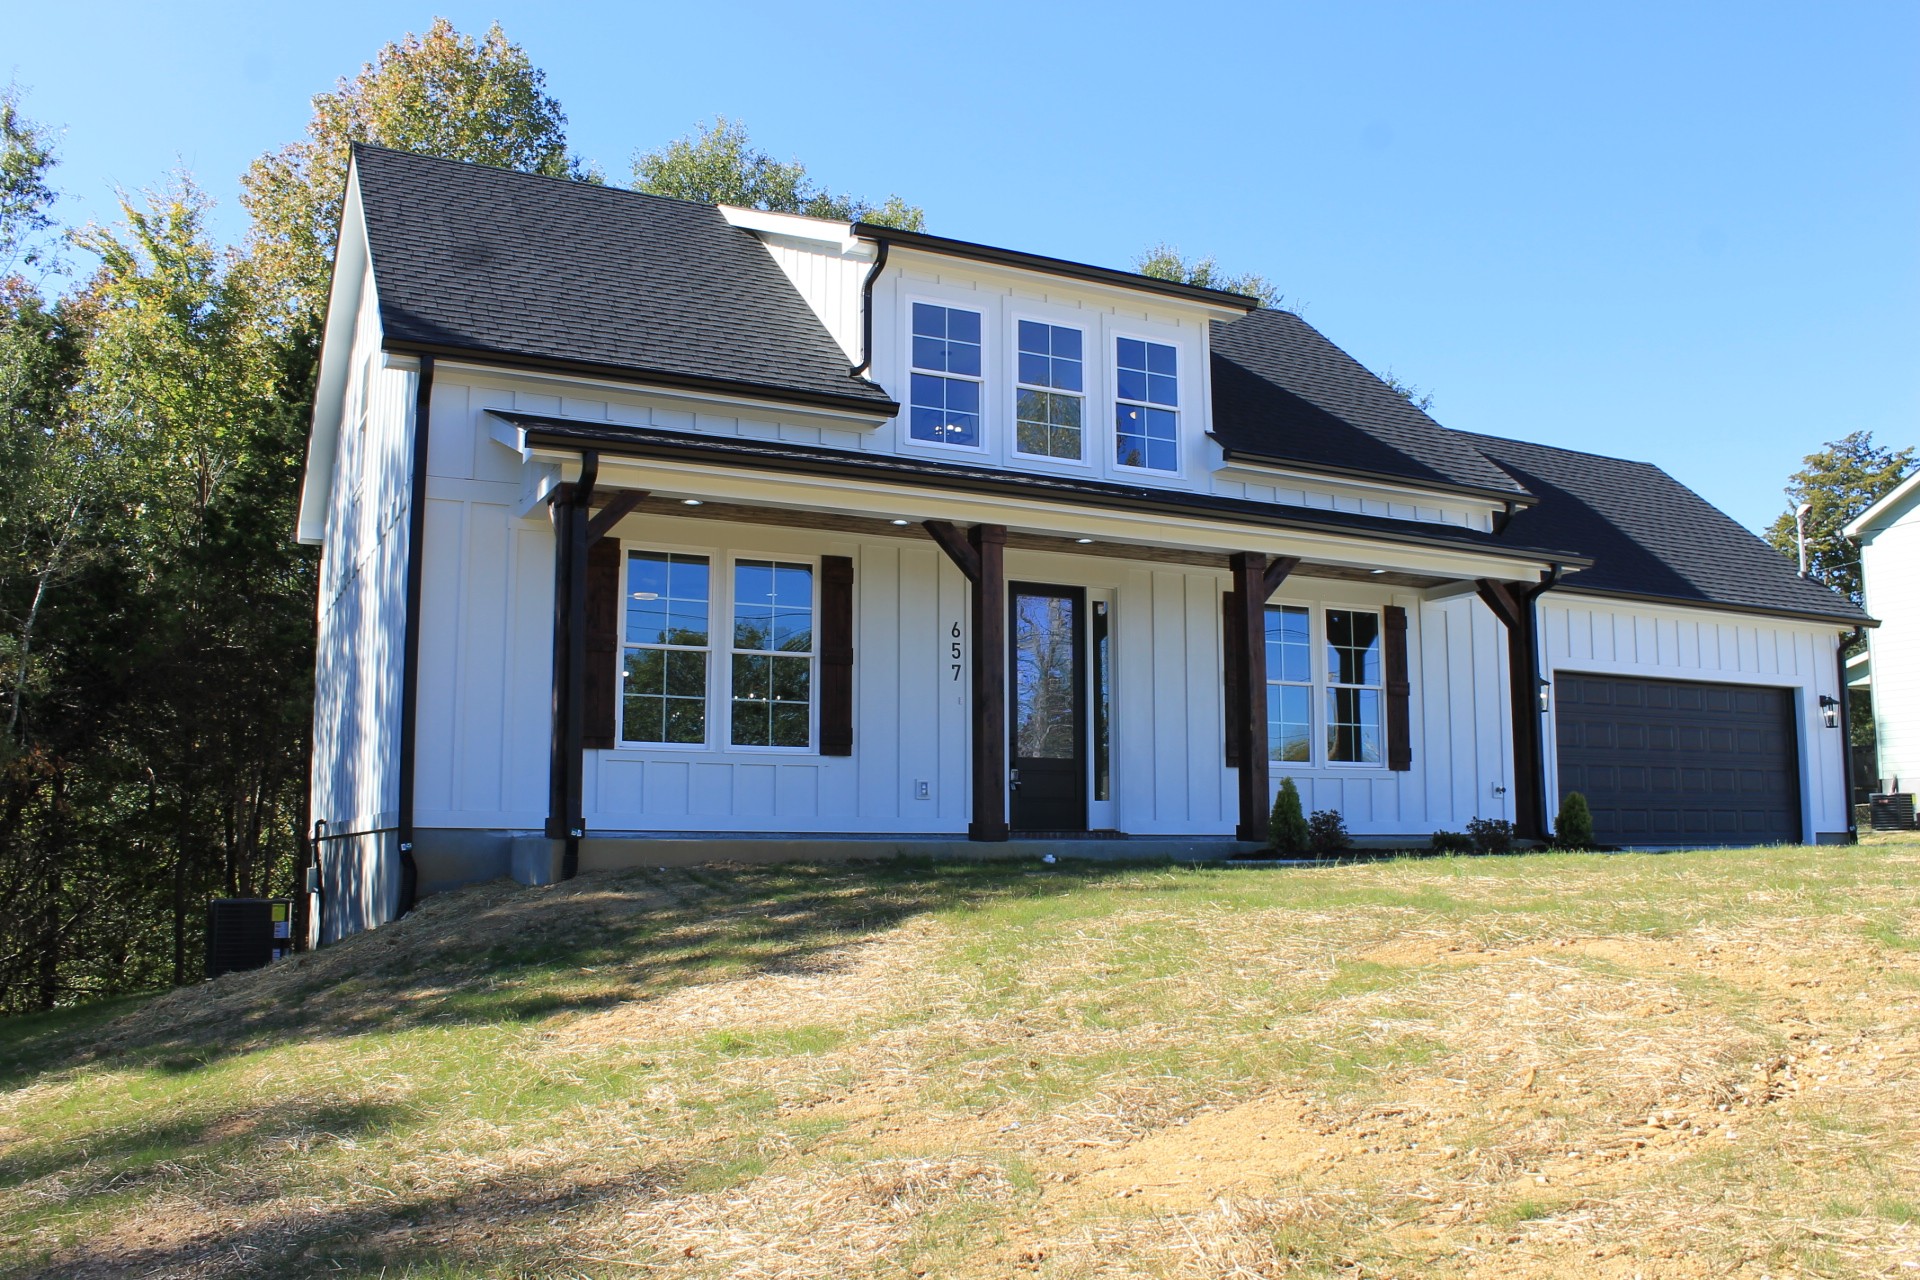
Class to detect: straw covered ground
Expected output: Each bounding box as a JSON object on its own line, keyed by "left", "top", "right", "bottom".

{"left": 3, "top": 835, "right": 1918, "bottom": 1278}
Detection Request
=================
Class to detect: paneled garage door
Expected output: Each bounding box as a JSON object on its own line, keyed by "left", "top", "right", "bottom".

{"left": 1554, "top": 674, "right": 1801, "bottom": 847}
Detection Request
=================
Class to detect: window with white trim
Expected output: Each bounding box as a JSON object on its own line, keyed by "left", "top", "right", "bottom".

{"left": 730, "top": 559, "right": 815, "bottom": 748}
{"left": 622, "top": 551, "right": 711, "bottom": 745}
{"left": 1264, "top": 605, "right": 1312, "bottom": 763}
{"left": 1115, "top": 336, "right": 1178, "bottom": 471}
{"left": 1325, "top": 609, "right": 1383, "bottom": 764}
{"left": 909, "top": 303, "right": 982, "bottom": 447}
{"left": 1015, "top": 319, "right": 1085, "bottom": 460}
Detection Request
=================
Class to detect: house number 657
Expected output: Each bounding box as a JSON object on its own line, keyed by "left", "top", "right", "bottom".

{"left": 950, "top": 621, "right": 963, "bottom": 681}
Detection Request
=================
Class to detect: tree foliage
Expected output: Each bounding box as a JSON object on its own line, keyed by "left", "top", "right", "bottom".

{"left": 633, "top": 118, "right": 924, "bottom": 229}
{"left": 1763, "top": 430, "right": 1914, "bottom": 605}
{"left": 0, "top": 84, "right": 59, "bottom": 281}
{"left": 240, "top": 18, "right": 579, "bottom": 330}
{"left": 1134, "top": 242, "right": 1284, "bottom": 310}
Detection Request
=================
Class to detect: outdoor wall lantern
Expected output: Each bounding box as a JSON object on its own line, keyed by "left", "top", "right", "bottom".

{"left": 1537, "top": 677, "right": 1552, "bottom": 714}
{"left": 1819, "top": 694, "right": 1840, "bottom": 729}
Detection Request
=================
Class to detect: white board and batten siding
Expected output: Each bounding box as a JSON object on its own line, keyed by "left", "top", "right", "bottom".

{"left": 1538, "top": 592, "right": 1852, "bottom": 840}
{"left": 309, "top": 258, "right": 419, "bottom": 936}
{"left": 1861, "top": 509, "right": 1920, "bottom": 790}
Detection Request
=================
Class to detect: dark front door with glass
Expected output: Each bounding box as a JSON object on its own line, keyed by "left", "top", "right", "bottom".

{"left": 1010, "top": 585, "right": 1087, "bottom": 832}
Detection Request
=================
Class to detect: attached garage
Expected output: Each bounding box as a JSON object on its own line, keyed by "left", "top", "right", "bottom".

{"left": 1554, "top": 673, "right": 1801, "bottom": 847}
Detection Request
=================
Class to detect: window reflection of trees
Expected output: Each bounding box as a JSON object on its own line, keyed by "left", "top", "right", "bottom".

{"left": 1015, "top": 595, "right": 1077, "bottom": 760}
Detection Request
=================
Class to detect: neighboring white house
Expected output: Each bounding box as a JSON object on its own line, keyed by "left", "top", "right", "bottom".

{"left": 1847, "top": 470, "right": 1920, "bottom": 793}
{"left": 296, "top": 145, "right": 1868, "bottom": 943}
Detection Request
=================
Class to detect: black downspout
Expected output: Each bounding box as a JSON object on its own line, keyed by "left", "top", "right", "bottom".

{"left": 563, "top": 452, "right": 596, "bottom": 880}
{"left": 1838, "top": 626, "right": 1863, "bottom": 843}
{"left": 394, "top": 354, "right": 434, "bottom": 916}
{"left": 308, "top": 819, "right": 328, "bottom": 949}
{"left": 849, "top": 239, "right": 890, "bottom": 379}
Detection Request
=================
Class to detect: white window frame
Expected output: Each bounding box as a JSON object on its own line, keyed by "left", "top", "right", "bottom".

{"left": 1256, "top": 602, "right": 1389, "bottom": 770}
{"left": 1009, "top": 311, "right": 1091, "bottom": 468}
{"left": 723, "top": 550, "right": 822, "bottom": 755}
{"left": 1111, "top": 329, "right": 1182, "bottom": 475}
{"left": 1323, "top": 606, "right": 1387, "bottom": 769}
{"left": 902, "top": 295, "right": 988, "bottom": 455}
{"left": 617, "top": 540, "right": 721, "bottom": 752}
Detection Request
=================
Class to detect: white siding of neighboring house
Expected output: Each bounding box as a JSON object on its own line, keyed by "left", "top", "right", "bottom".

{"left": 1538, "top": 592, "right": 1852, "bottom": 841}
{"left": 1862, "top": 509, "right": 1920, "bottom": 790}
{"left": 309, "top": 260, "right": 419, "bottom": 938}
{"left": 407, "top": 367, "right": 1524, "bottom": 844}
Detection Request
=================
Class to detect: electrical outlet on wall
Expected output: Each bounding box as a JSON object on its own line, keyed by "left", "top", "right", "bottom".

{"left": 1492, "top": 782, "right": 1508, "bottom": 798}
{"left": 915, "top": 780, "right": 931, "bottom": 800}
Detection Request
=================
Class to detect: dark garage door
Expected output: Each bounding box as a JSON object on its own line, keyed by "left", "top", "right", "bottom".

{"left": 1554, "top": 674, "right": 1801, "bottom": 847}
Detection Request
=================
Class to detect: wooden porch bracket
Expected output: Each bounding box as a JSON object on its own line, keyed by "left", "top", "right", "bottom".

{"left": 586, "top": 489, "right": 647, "bottom": 543}
{"left": 924, "top": 520, "right": 1008, "bottom": 841}
{"left": 1261, "top": 555, "right": 1302, "bottom": 602}
{"left": 1475, "top": 577, "right": 1549, "bottom": 841}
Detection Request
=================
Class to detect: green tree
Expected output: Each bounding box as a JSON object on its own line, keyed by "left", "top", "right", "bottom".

{"left": 0, "top": 84, "right": 59, "bottom": 282}
{"left": 1134, "top": 242, "right": 1284, "bottom": 310}
{"left": 1268, "top": 777, "right": 1309, "bottom": 854}
{"left": 1374, "top": 368, "right": 1434, "bottom": 413}
{"left": 632, "top": 117, "right": 924, "bottom": 229}
{"left": 240, "top": 18, "right": 581, "bottom": 330}
{"left": 1764, "top": 431, "right": 1914, "bottom": 606}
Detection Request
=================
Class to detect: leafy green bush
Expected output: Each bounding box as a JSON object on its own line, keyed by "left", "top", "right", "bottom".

{"left": 1555, "top": 792, "right": 1596, "bottom": 849}
{"left": 1269, "top": 777, "right": 1310, "bottom": 854}
{"left": 1307, "top": 809, "right": 1352, "bottom": 857}
{"left": 1429, "top": 830, "right": 1474, "bottom": 854}
{"left": 1465, "top": 817, "right": 1515, "bottom": 853}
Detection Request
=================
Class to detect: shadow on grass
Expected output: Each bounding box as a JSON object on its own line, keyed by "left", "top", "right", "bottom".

{"left": 5, "top": 858, "right": 1164, "bottom": 1082}
{"left": 3, "top": 1161, "right": 671, "bottom": 1280}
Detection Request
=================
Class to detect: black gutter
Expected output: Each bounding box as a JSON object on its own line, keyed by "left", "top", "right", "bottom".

{"left": 394, "top": 354, "right": 434, "bottom": 917}
{"left": 850, "top": 239, "right": 890, "bottom": 378}
{"left": 1838, "top": 626, "right": 1864, "bottom": 842}
{"left": 383, "top": 340, "right": 899, "bottom": 420}
{"left": 1523, "top": 564, "right": 1564, "bottom": 842}
{"left": 1213, "top": 440, "right": 1537, "bottom": 508}
{"left": 500, "top": 414, "right": 1594, "bottom": 570}
{"left": 849, "top": 223, "right": 1262, "bottom": 311}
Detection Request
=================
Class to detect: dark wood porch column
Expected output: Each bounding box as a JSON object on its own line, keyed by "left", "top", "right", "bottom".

{"left": 1476, "top": 578, "right": 1548, "bottom": 841}
{"left": 924, "top": 520, "right": 1009, "bottom": 841}
{"left": 1229, "top": 553, "right": 1270, "bottom": 843}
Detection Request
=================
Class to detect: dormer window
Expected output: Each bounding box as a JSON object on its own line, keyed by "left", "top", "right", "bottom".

{"left": 1115, "top": 337, "right": 1179, "bottom": 471}
{"left": 909, "top": 303, "right": 983, "bottom": 447}
{"left": 1015, "top": 320, "right": 1085, "bottom": 461}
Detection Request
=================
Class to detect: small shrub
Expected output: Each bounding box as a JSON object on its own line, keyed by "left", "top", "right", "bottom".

{"left": 1429, "top": 829, "right": 1474, "bottom": 854}
{"left": 1307, "top": 809, "right": 1352, "bottom": 857}
{"left": 1269, "top": 777, "right": 1310, "bottom": 854}
{"left": 1554, "top": 791, "right": 1595, "bottom": 850}
{"left": 1465, "top": 816, "right": 1514, "bottom": 854}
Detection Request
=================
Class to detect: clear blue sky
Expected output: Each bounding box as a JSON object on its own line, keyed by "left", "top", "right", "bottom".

{"left": 7, "top": 0, "right": 1916, "bottom": 533}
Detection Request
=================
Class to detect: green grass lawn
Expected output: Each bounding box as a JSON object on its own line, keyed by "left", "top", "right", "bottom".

{"left": 3, "top": 837, "right": 1918, "bottom": 1278}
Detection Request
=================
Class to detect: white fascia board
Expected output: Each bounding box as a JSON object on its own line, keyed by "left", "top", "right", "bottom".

{"left": 717, "top": 203, "right": 858, "bottom": 249}
{"left": 295, "top": 165, "right": 373, "bottom": 546}
{"left": 1213, "top": 456, "right": 1506, "bottom": 519}
{"left": 1546, "top": 588, "right": 1851, "bottom": 637}
{"left": 1843, "top": 469, "right": 1920, "bottom": 539}
{"left": 883, "top": 244, "right": 1250, "bottom": 324}
{"left": 527, "top": 447, "right": 1561, "bottom": 582}
{"left": 443, "top": 359, "right": 894, "bottom": 428}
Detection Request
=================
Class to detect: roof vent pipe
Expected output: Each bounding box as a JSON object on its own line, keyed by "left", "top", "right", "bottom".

{"left": 1795, "top": 502, "right": 1813, "bottom": 577}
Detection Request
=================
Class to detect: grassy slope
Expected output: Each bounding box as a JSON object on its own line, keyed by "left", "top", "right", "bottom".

{"left": 1, "top": 839, "right": 1917, "bottom": 1279}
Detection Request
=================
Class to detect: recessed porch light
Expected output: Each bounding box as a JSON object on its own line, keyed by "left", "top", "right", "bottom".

{"left": 681, "top": 498, "right": 703, "bottom": 506}
{"left": 1369, "top": 568, "right": 1387, "bottom": 575}
{"left": 890, "top": 519, "right": 911, "bottom": 526}
{"left": 1075, "top": 538, "right": 1095, "bottom": 545}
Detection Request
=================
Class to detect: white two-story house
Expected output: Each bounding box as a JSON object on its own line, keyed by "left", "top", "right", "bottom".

{"left": 297, "top": 145, "right": 1868, "bottom": 941}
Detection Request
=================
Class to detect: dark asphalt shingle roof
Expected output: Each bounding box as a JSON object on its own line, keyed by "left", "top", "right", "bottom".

{"left": 351, "top": 144, "right": 895, "bottom": 413}
{"left": 1466, "top": 432, "right": 1867, "bottom": 624}
{"left": 1210, "top": 309, "right": 1530, "bottom": 500}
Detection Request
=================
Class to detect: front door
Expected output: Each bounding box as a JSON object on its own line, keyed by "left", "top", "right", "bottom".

{"left": 1010, "top": 585, "right": 1087, "bottom": 832}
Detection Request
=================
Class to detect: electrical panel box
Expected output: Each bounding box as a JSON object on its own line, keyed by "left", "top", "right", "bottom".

{"left": 205, "top": 898, "right": 295, "bottom": 979}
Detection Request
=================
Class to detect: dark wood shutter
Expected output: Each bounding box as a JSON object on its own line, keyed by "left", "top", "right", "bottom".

{"left": 820, "top": 555, "right": 854, "bottom": 756}
{"left": 1384, "top": 604, "right": 1412, "bottom": 771}
{"left": 1223, "top": 589, "right": 1243, "bottom": 766}
{"left": 582, "top": 538, "right": 621, "bottom": 750}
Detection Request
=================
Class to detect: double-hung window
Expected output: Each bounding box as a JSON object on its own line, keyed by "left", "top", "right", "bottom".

{"left": 1015, "top": 320, "right": 1085, "bottom": 460}
{"left": 730, "top": 559, "right": 815, "bottom": 749}
{"left": 623, "top": 551, "right": 711, "bottom": 745}
{"left": 909, "top": 303, "right": 982, "bottom": 447}
{"left": 1325, "top": 610, "right": 1384, "bottom": 764}
{"left": 1115, "top": 337, "right": 1179, "bottom": 471}
{"left": 1265, "top": 605, "right": 1313, "bottom": 763}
